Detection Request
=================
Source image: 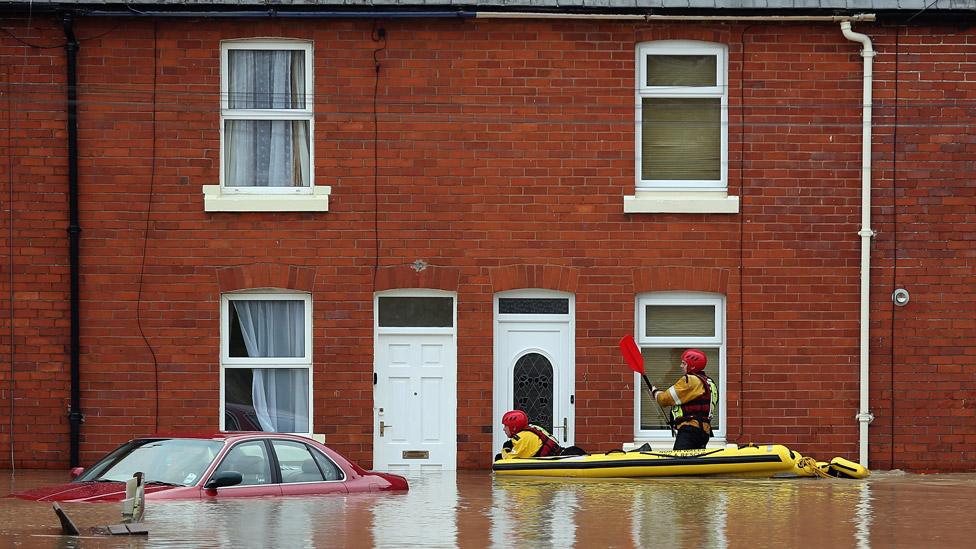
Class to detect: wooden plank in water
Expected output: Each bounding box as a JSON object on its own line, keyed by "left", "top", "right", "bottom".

{"left": 52, "top": 502, "right": 81, "bottom": 536}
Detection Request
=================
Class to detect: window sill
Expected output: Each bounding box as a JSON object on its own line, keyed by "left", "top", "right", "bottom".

{"left": 624, "top": 191, "right": 739, "bottom": 214}
{"left": 203, "top": 185, "right": 331, "bottom": 212}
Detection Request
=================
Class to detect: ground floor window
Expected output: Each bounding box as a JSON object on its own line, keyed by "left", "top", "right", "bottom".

{"left": 221, "top": 292, "right": 312, "bottom": 434}
{"left": 635, "top": 293, "right": 725, "bottom": 440}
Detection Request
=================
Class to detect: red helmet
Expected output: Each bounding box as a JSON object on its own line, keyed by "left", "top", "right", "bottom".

{"left": 681, "top": 349, "right": 707, "bottom": 373}
{"left": 502, "top": 410, "right": 529, "bottom": 433}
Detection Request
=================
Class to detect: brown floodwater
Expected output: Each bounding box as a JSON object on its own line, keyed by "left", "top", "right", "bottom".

{"left": 2, "top": 468, "right": 976, "bottom": 548}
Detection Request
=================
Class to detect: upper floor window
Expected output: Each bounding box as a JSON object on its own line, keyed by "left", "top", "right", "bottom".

{"left": 634, "top": 292, "right": 725, "bottom": 441}
{"left": 636, "top": 41, "right": 727, "bottom": 191}
{"left": 221, "top": 40, "right": 313, "bottom": 190}
{"left": 206, "top": 40, "right": 328, "bottom": 212}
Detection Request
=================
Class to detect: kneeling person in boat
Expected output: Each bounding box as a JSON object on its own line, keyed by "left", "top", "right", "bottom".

{"left": 496, "top": 410, "right": 585, "bottom": 460}
{"left": 650, "top": 349, "right": 719, "bottom": 451}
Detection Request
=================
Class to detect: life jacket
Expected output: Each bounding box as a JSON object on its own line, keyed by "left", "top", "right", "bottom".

{"left": 520, "top": 424, "right": 564, "bottom": 457}
{"left": 670, "top": 372, "right": 718, "bottom": 428}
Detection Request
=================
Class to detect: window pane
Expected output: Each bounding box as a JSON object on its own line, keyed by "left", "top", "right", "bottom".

{"left": 641, "top": 98, "right": 721, "bottom": 181}
{"left": 645, "top": 305, "right": 715, "bottom": 338}
{"left": 224, "top": 368, "right": 261, "bottom": 431}
{"left": 378, "top": 297, "right": 453, "bottom": 328}
{"left": 213, "top": 441, "right": 273, "bottom": 486}
{"left": 225, "top": 369, "right": 309, "bottom": 433}
{"left": 646, "top": 54, "right": 716, "bottom": 87}
{"left": 498, "top": 298, "right": 569, "bottom": 315}
{"left": 639, "top": 347, "right": 720, "bottom": 431}
{"left": 228, "top": 50, "right": 306, "bottom": 109}
{"left": 312, "top": 449, "right": 344, "bottom": 481}
{"left": 272, "top": 440, "right": 325, "bottom": 483}
{"left": 224, "top": 119, "right": 310, "bottom": 188}
{"left": 230, "top": 300, "right": 305, "bottom": 358}
{"left": 513, "top": 353, "right": 554, "bottom": 433}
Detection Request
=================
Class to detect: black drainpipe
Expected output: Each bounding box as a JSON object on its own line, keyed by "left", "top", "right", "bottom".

{"left": 63, "top": 13, "right": 83, "bottom": 468}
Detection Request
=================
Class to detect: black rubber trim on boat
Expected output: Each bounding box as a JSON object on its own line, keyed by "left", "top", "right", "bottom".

{"left": 492, "top": 454, "right": 786, "bottom": 471}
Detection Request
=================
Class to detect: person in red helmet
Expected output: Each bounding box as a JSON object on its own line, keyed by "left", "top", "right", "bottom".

{"left": 495, "top": 410, "right": 586, "bottom": 461}
{"left": 649, "top": 349, "right": 719, "bottom": 450}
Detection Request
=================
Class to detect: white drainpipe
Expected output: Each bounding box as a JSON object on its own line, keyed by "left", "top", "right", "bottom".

{"left": 840, "top": 21, "right": 876, "bottom": 468}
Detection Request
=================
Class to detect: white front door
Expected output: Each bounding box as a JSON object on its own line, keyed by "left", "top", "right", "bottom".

{"left": 374, "top": 291, "right": 457, "bottom": 472}
{"left": 492, "top": 290, "right": 575, "bottom": 454}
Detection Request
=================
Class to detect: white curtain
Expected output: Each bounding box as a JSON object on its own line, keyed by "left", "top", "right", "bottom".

{"left": 233, "top": 300, "right": 309, "bottom": 433}
{"left": 226, "top": 50, "right": 309, "bottom": 187}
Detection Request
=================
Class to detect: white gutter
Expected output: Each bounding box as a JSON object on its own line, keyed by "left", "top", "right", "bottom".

{"left": 840, "top": 21, "right": 875, "bottom": 468}
{"left": 477, "top": 13, "right": 876, "bottom": 22}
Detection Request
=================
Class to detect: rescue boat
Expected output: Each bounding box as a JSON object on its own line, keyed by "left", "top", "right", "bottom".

{"left": 492, "top": 444, "right": 869, "bottom": 479}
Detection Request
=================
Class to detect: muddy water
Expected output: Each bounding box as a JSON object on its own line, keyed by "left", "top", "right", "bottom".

{"left": 2, "top": 469, "right": 976, "bottom": 548}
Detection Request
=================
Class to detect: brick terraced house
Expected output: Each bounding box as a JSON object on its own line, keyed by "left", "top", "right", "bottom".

{"left": 1, "top": 0, "right": 974, "bottom": 473}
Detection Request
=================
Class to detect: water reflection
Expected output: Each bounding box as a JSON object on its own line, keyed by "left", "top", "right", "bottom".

{"left": 3, "top": 470, "right": 976, "bottom": 548}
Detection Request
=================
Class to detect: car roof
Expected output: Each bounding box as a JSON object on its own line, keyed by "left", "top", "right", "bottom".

{"left": 137, "top": 432, "right": 313, "bottom": 442}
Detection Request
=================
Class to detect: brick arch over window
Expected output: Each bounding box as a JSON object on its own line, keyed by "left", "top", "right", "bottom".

{"left": 373, "top": 265, "right": 461, "bottom": 292}
{"left": 632, "top": 266, "right": 730, "bottom": 294}
{"left": 216, "top": 263, "right": 316, "bottom": 293}
{"left": 489, "top": 265, "right": 580, "bottom": 293}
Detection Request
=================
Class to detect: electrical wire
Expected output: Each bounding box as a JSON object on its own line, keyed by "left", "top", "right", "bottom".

{"left": 371, "top": 23, "right": 387, "bottom": 291}
{"left": 5, "top": 65, "right": 15, "bottom": 472}
{"left": 0, "top": 23, "right": 126, "bottom": 48}
{"left": 737, "top": 25, "right": 754, "bottom": 445}
{"left": 135, "top": 19, "right": 161, "bottom": 433}
{"left": 889, "top": 25, "right": 902, "bottom": 471}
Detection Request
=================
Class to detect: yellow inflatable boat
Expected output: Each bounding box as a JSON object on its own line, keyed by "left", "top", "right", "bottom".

{"left": 492, "top": 444, "right": 869, "bottom": 479}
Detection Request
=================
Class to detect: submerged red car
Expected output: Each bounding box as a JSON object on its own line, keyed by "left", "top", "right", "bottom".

{"left": 9, "top": 432, "right": 408, "bottom": 502}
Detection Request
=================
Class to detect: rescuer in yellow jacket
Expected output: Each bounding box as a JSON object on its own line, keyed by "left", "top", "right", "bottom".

{"left": 495, "top": 409, "right": 586, "bottom": 461}
{"left": 650, "top": 349, "right": 719, "bottom": 451}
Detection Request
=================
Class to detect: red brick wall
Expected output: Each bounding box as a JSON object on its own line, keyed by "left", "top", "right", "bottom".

{"left": 871, "top": 25, "right": 976, "bottom": 472}
{"left": 1, "top": 15, "right": 973, "bottom": 472}
{"left": 0, "top": 17, "right": 72, "bottom": 467}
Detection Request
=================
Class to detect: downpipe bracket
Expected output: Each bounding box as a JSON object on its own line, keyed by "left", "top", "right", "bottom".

{"left": 856, "top": 411, "right": 875, "bottom": 424}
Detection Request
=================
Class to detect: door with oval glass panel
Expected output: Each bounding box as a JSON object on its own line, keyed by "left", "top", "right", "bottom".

{"left": 492, "top": 290, "right": 575, "bottom": 455}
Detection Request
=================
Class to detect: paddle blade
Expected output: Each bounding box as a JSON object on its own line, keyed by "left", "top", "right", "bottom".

{"left": 619, "top": 335, "right": 645, "bottom": 375}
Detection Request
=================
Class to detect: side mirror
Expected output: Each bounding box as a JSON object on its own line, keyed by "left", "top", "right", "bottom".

{"left": 204, "top": 471, "right": 243, "bottom": 490}
{"left": 69, "top": 467, "right": 85, "bottom": 479}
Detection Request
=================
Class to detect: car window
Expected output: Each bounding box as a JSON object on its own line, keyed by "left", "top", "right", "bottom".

{"left": 272, "top": 440, "right": 325, "bottom": 483}
{"left": 311, "top": 447, "right": 344, "bottom": 481}
{"left": 213, "top": 441, "right": 273, "bottom": 486}
{"left": 78, "top": 439, "right": 224, "bottom": 486}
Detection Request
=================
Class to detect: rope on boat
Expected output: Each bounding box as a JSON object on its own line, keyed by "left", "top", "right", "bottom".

{"left": 795, "top": 456, "right": 832, "bottom": 478}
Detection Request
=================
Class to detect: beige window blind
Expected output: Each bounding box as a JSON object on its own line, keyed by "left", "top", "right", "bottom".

{"left": 638, "top": 303, "right": 720, "bottom": 431}
{"left": 645, "top": 54, "right": 716, "bottom": 87}
{"left": 641, "top": 98, "right": 720, "bottom": 181}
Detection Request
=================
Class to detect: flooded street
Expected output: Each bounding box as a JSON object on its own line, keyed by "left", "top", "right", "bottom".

{"left": 3, "top": 469, "right": 976, "bottom": 548}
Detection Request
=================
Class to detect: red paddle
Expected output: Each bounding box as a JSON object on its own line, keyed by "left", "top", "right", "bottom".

{"left": 619, "top": 335, "right": 655, "bottom": 395}
{"left": 619, "top": 335, "right": 675, "bottom": 435}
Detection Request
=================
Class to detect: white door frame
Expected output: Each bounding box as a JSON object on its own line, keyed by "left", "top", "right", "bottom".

{"left": 373, "top": 289, "right": 457, "bottom": 471}
{"left": 492, "top": 289, "right": 575, "bottom": 454}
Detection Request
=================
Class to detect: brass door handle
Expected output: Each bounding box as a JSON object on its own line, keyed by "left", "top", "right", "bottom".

{"left": 380, "top": 421, "right": 392, "bottom": 437}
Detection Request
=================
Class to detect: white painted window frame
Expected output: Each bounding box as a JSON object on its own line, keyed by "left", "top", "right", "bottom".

{"left": 626, "top": 41, "right": 738, "bottom": 214}
{"left": 206, "top": 39, "right": 330, "bottom": 212}
{"left": 219, "top": 291, "right": 314, "bottom": 434}
{"left": 633, "top": 292, "right": 726, "bottom": 442}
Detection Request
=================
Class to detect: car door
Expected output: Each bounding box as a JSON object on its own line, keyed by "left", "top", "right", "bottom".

{"left": 206, "top": 440, "right": 282, "bottom": 498}
{"left": 271, "top": 439, "right": 348, "bottom": 496}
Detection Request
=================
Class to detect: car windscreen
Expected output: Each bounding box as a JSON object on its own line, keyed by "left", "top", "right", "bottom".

{"left": 77, "top": 439, "right": 226, "bottom": 487}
